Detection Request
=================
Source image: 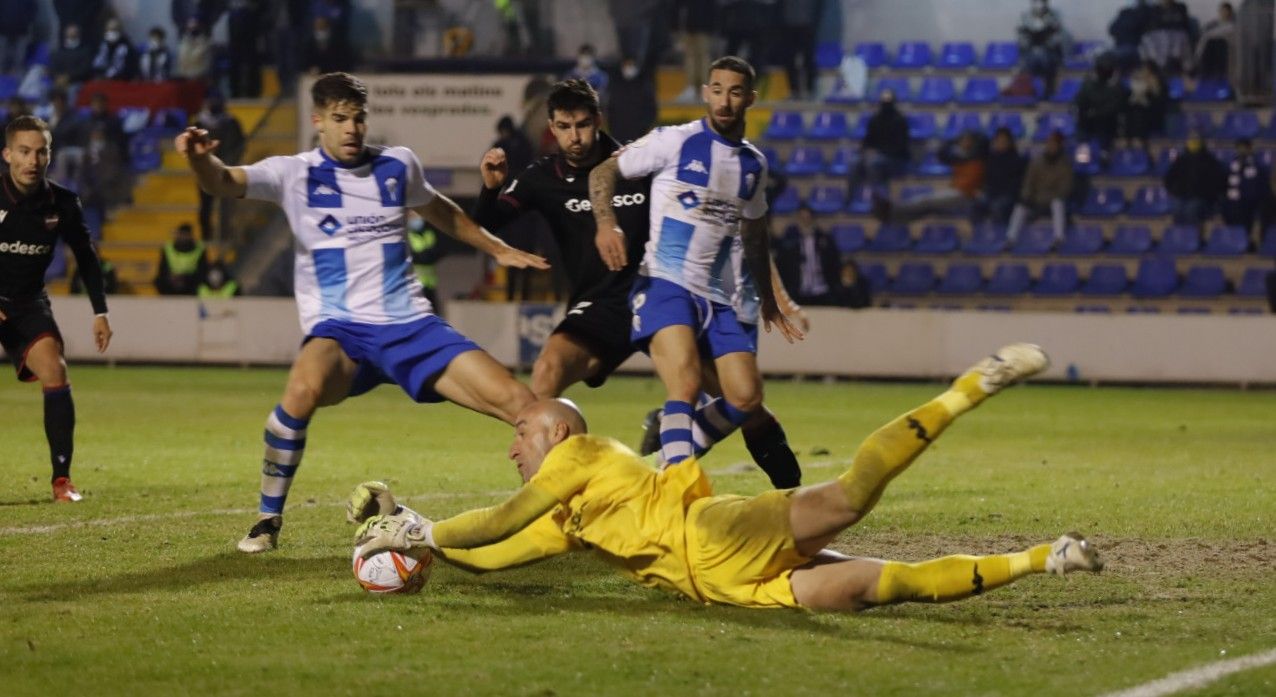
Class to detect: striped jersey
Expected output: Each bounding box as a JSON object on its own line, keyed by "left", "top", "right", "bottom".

{"left": 617, "top": 118, "right": 768, "bottom": 305}
{"left": 243, "top": 145, "right": 437, "bottom": 333}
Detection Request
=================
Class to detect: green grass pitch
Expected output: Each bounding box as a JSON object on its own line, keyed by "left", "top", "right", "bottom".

{"left": 2, "top": 366, "right": 1274, "bottom": 696}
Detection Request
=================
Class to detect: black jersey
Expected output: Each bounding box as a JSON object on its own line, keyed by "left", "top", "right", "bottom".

{"left": 473, "top": 132, "right": 650, "bottom": 304}
{"left": 0, "top": 173, "right": 107, "bottom": 315}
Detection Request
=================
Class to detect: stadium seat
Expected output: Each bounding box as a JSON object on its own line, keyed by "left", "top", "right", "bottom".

{"left": 1081, "top": 264, "right": 1129, "bottom": 295}
{"left": 784, "top": 147, "right": 825, "bottom": 177}
{"left": 826, "top": 146, "right": 859, "bottom": 177}
{"left": 806, "top": 111, "right": 848, "bottom": 140}
{"left": 1126, "top": 306, "right": 1163, "bottom": 314}
{"left": 815, "top": 42, "right": 843, "bottom": 70}
{"left": 1229, "top": 307, "right": 1264, "bottom": 314}
{"left": 1058, "top": 225, "right": 1105, "bottom": 255}
{"left": 1109, "top": 148, "right": 1151, "bottom": 177}
{"left": 24, "top": 40, "right": 49, "bottom": 68}
{"left": 1078, "top": 187, "right": 1126, "bottom": 217}
{"left": 986, "top": 111, "right": 1026, "bottom": 139}
{"left": 897, "top": 185, "right": 934, "bottom": 202}
{"left": 1033, "top": 263, "right": 1080, "bottom": 295}
{"left": 1166, "top": 75, "right": 1186, "bottom": 101}
{"left": 907, "top": 112, "right": 937, "bottom": 140}
{"left": 1219, "top": 111, "right": 1262, "bottom": 139}
{"left": 0, "top": 75, "right": 18, "bottom": 100}
{"left": 128, "top": 134, "right": 162, "bottom": 172}
{"left": 860, "top": 263, "right": 890, "bottom": 293}
{"left": 959, "top": 77, "right": 1000, "bottom": 105}
{"left": 942, "top": 112, "right": 984, "bottom": 140}
{"left": 982, "top": 42, "right": 1019, "bottom": 69}
{"left": 1237, "top": 268, "right": 1272, "bottom": 296}
{"left": 1065, "top": 41, "right": 1104, "bottom": 69}
{"left": 1050, "top": 77, "right": 1082, "bottom": 104}
{"left": 1131, "top": 258, "right": 1179, "bottom": 297}
{"left": 152, "top": 107, "right": 189, "bottom": 132}
{"left": 1127, "top": 186, "right": 1171, "bottom": 217}
{"left": 914, "top": 224, "right": 959, "bottom": 253}
{"left": 771, "top": 186, "right": 800, "bottom": 215}
{"left": 118, "top": 107, "right": 151, "bottom": 135}
{"left": 1177, "top": 306, "right": 1211, "bottom": 314}
{"left": 892, "top": 42, "right": 933, "bottom": 69}
{"left": 1189, "top": 79, "right": 1233, "bottom": 102}
{"left": 938, "top": 42, "right": 976, "bottom": 70}
{"left": 846, "top": 186, "right": 876, "bottom": 215}
{"left": 913, "top": 149, "right": 951, "bottom": 177}
{"left": 830, "top": 224, "right": 867, "bottom": 253}
{"left": 1155, "top": 147, "right": 1181, "bottom": 176}
{"left": 915, "top": 76, "right": 955, "bottom": 105}
{"left": 1185, "top": 111, "right": 1217, "bottom": 136}
{"left": 1012, "top": 224, "right": 1057, "bottom": 255}
{"left": 1033, "top": 112, "right": 1076, "bottom": 140}
{"left": 1072, "top": 141, "right": 1104, "bottom": 176}
{"left": 1075, "top": 304, "right": 1113, "bottom": 313}
{"left": 764, "top": 111, "right": 804, "bottom": 140}
{"left": 1157, "top": 225, "right": 1201, "bottom": 255}
{"left": 1259, "top": 227, "right": 1276, "bottom": 256}
{"left": 849, "top": 112, "right": 871, "bottom": 140}
{"left": 871, "top": 77, "right": 912, "bottom": 102}
{"left": 1179, "top": 265, "right": 1227, "bottom": 297}
{"left": 1202, "top": 225, "right": 1249, "bottom": 256}
{"left": 1109, "top": 225, "right": 1154, "bottom": 255}
{"left": 963, "top": 224, "right": 1008, "bottom": 254}
{"left": 936, "top": 263, "right": 983, "bottom": 294}
{"left": 867, "top": 224, "right": 913, "bottom": 252}
{"left": 758, "top": 146, "right": 780, "bottom": 170}
{"left": 985, "top": 263, "right": 1031, "bottom": 295}
{"left": 807, "top": 186, "right": 847, "bottom": 215}
{"left": 854, "top": 42, "right": 889, "bottom": 68}
{"left": 890, "top": 262, "right": 937, "bottom": 295}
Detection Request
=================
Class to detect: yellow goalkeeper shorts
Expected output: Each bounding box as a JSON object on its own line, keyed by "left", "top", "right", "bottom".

{"left": 685, "top": 489, "right": 810, "bottom": 609}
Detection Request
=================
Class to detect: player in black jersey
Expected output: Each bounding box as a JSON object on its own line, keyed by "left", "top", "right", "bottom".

{"left": 1, "top": 115, "right": 113, "bottom": 502}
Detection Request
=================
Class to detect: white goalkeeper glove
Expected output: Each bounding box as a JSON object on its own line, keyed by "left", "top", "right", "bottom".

{"left": 346, "top": 480, "right": 398, "bottom": 524}
{"left": 353, "top": 512, "right": 436, "bottom": 559}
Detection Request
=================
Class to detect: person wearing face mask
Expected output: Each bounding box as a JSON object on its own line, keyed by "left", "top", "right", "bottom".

{"left": 1017, "top": 0, "right": 1066, "bottom": 97}
{"left": 303, "top": 15, "right": 352, "bottom": 74}
{"left": 1164, "top": 132, "right": 1226, "bottom": 227}
{"left": 193, "top": 94, "right": 245, "bottom": 241}
{"left": 1220, "top": 138, "right": 1269, "bottom": 240}
{"left": 197, "top": 259, "right": 241, "bottom": 298}
{"left": 1141, "top": 0, "right": 1196, "bottom": 75}
{"left": 92, "top": 18, "right": 137, "bottom": 81}
{"left": 138, "top": 27, "right": 173, "bottom": 83}
{"left": 607, "top": 57, "right": 657, "bottom": 145}
{"left": 565, "top": 44, "right": 609, "bottom": 107}
{"left": 48, "top": 24, "right": 97, "bottom": 88}
{"left": 853, "top": 89, "right": 911, "bottom": 193}
{"left": 1074, "top": 55, "right": 1127, "bottom": 158}
{"left": 155, "top": 223, "right": 210, "bottom": 295}
{"left": 1006, "top": 131, "right": 1074, "bottom": 245}
{"left": 176, "top": 19, "right": 213, "bottom": 82}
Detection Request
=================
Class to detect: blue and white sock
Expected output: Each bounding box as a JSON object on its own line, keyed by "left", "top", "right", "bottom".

{"left": 691, "top": 397, "right": 750, "bottom": 456}
{"left": 259, "top": 405, "right": 309, "bottom": 515}
{"left": 659, "top": 400, "right": 695, "bottom": 465}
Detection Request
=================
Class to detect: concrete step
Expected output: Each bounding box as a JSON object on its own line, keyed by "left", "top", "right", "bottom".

{"left": 132, "top": 172, "right": 199, "bottom": 206}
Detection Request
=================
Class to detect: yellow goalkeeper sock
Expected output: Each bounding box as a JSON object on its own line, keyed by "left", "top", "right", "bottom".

{"left": 874, "top": 544, "right": 1051, "bottom": 604}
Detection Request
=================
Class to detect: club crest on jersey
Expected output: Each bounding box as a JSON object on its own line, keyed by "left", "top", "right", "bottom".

{"left": 684, "top": 159, "right": 708, "bottom": 175}
{"left": 678, "top": 190, "right": 700, "bottom": 210}
{"left": 382, "top": 177, "right": 399, "bottom": 203}
{"left": 43, "top": 213, "right": 60, "bottom": 230}
{"left": 318, "top": 214, "right": 342, "bottom": 236}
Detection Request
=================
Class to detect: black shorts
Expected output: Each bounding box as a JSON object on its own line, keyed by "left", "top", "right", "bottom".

{"left": 0, "top": 298, "right": 62, "bottom": 382}
{"left": 553, "top": 294, "right": 636, "bottom": 388}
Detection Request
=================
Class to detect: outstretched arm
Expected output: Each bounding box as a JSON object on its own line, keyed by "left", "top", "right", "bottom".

{"left": 175, "top": 126, "right": 248, "bottom": 198}
{"left": 415, "top": 193, "right": 549, "bottom": 271}
{"left": 436, "top": 514, "right": 575, "bottom": 574}
{"left": 742, "top": 216, "right": 803, "bottom": 342}
{"left": 589, "top": 156, "right": 628, "bottom": 271}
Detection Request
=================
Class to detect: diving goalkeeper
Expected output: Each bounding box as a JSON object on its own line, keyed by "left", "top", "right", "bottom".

{"left": 351, "top": 343, "right": 1103, "bottom": 611}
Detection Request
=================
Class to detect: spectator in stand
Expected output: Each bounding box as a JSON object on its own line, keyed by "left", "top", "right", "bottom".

{"left": 1006, "top": 130, "right": 1073, "bottom": 245}
{"left": 853, "top": 89, "right": 911, "bottom": 192}
{"left": 46, "top": 89, "right": 85, "bottom": 149}
{"left": 271, "top": 0, "right": 307, "bottom": 93}
{"left": 1074, "top": 54, "right": 1128, "bottom": 158}
{"left": 228, "top": 0, "right": 265, "bottom": 98}
{"left": 49, "top": 24, "right": 98, "bottom": 88}
{"left": 198, "top": 260, "right": 241, "bottom": 298}
{"left": 775, "top": 204, "right": 845, "bottom": 308}
{"left": 981, "top": 127, "right": 1027, "bottom": 225}
{"left": 92, "top": 17, "right": 137, "bottom": 81}
{"left": 53, "top": 0, "right": 107, "bottom": 45}
{"left": 79, "top": 123, "right": 133, "bottom": 222}
{"left": 193, "top": 94, "right": 245, "bottom": 241}
{"left": 565, "top": 44, "right": 609, "bottom": 107}
{"left": 310, "top": 0, "right": 352, "bottom": 41}
{"left": 1220, "top": 137, "right": 1269, "bottom": 239}
{"left": 0, "top": 0, "right": 37, "bottom": 74}
{"left": 1110, "top": 0, "right": 1153, "bottom": 72}
{"left": 175, "top": 19, "right": 213, "bottom": 82}
{"left": 172, "top": 0, "right": 228, "bottom": 31}
{"left": 609, "top": 0, "right": 664, "bottom": 73}
{"left": 1017, "top": 0, "right": 1066, "bottom": 97}
{"left": 720, "top": 0, "right": 775, "bottom": 69}
{"left": 840, "top": 258, "right": 873, "bottom": 309}
{"left": 875, "top": 130, "right": 988, "bottom": 224}
{"left": 155, "top": 223, "right": 209, "bottom": 295}
{"left": 138, "top": 26, "right": 174, "bottom": 82}
{"left": 1141, "top": 0, "right": 1196, "bottom": 75}
{"left": 674, "top": 0, "right": 715, "bottom": 103}
{"left": 302, "top": 16, "right": 352, "bottom": 74}
{"left": 492, "top": 115, "right": 533, "bottom": 175}
{"left": 1123, "top": 60, "right": 1168, "bottom": 148}
{"left": 607, "top": 56, "right": 657, "bottom": 144}
{"left": 781, "top": 0, "right": 822, "bottom": 101}
{"left": 5, "top": 96, "right": 31, "bottom": 119}
{"left": 1195, "top": 2, "right": 1235, "bottom": 83}
{"left": 85, "top": 93, "right": 128, "bottom": 160}
{"left": 1164, "top": 131, "right": 1226, "bottom": 226}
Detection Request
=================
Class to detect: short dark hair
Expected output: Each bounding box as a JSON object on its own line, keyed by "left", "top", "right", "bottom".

{"left": 708, "top": 56, "right": 756, "bottom": 90}
{"left": 312, "top": 72, "right": 368, "bottom": 110}
{"left": 546, "top": 79, "right": 600, "bottom": 118}
{"left": 5, "top": 115, "right": 51, "bottom": 146}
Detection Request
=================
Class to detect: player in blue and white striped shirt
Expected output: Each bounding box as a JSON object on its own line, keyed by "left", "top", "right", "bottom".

{"left": 176, "top": 72, "right": 549, "bottom": 553}
{"left": 590, "top": 56, "right": 803, "bottom": 467}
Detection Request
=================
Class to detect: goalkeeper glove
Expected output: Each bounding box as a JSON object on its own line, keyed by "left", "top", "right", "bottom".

{"left": 346, "top": 480, "right": 398, "bottom": 524}
{"left": 354, "top": 512, "right": 436, "bottom": 559}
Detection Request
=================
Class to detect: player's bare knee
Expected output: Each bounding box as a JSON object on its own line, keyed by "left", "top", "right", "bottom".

{"left": 530, "top": 355, "right": 565, "bottom": 398}
{"left": 281, "top": 378, "right": 322, "bottom": 416}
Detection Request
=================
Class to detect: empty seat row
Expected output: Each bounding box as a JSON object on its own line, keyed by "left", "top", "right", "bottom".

{"left": 824, "top": 73, "right": 1233, "bottom": 106}
{"left": 843, "top": 40, "right": 1105, "bottom": 72}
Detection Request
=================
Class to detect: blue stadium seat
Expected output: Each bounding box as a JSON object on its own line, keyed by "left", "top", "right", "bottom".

{"left": 1202, "top": 225, "right": 1249, "bottom": 256}
{"left": 1126, "top": 306, "right": 1163, "bottom": 314}
{"left": 129, "top": 133, "right": 162, "bottom": 172}
{"left": 1012, "top": 224, "right": 1057, "bottom": 254}
{"left": 1127, "top": 185, "right": 1171, "bottom": 217}
{"left": 1157, "top": 225, "right": 1201, "bottom": 255}
{"left": 1058, "top": 225, "right": 1105, "bottom": 255}
{"left": 1131, "top": 258, "right": 1179, "bottom": 297}
{"left": 893, "top": 42, "right": 933, "bottom": 69}
{"left": 1001, "top": 76, "right": 1044, "bottom": 106}
{"left": 868, "top": 224, "right": 913, "bottom": 252}
{"left": 830, "top": 224, "right": 867, "bottom": 253}
{"left": 849, "top": 112, "right": 871, "bottom": 140}
{"left": 1179, "top": 265, "right": 1227, "bottom": 297}
{"left": 118, "top": 107, "right": 151, "bottom": 135}
{"left": 1033, "top": 112, "right": 1076, "bottom": 140}
{"left": 960, "top": 77, "right": 1000, "bottom": 105}
{"left": 1229, "top": 307, "right": 1264, "bottom": 314}
{"left": 25, "top": 40, "right": 50, "bottom": 68}
{"left": 938, "top": 42, "right": 976, "bottom": 70}
{"left": 982, "top": 42, "right": 1019, "bottom": 69}
{"left": 1155, "top": 147, "right": 1181, "bottom": 176}
{"left": 784, "top": 147, "right": 825, "bottom": 177}
{"left": 871, "top": 77, "right": 912, "bottom": 102}
{"left": 897, "top": 185, "right": 934, "bottom": 202}
{"left": 1237, "top": 268, "right": 1272, "bottom": 296}
{"left": 913, "top": 150, "right": 951, "bottom": 177}
{"left": 826, "top": 146, "right": 859, "bottom": 176}
{"left": 1081, "top": 264, "right": 1129, "bottom": 295}
{"left": 914, "top": 224, "right": 959, "bottom": 253}
{"left": 152, "top": 107, "right": 189, "bottom": 132}
{"left": 1065, "top": 41, "right": 1104, "bottom": 69}
{"left": 854, "top": 42, "right": 889, "bottom": 68}
{"left": 764, "top": 111, "right": 804, "bottom": 140}
{"left": 815, "top": 42, "right": 843, "bottom": 70}
{"left": 985, "top": 263, "right": 1031, "bottom": 295}
{"left": 986, "top": 111, "right": 1026, "bottom": 139}
{"left": 0, "top": 75, "right": 18, "bottom": 100}
{"left": 891, "top": 262, "right": 937, "bottom": 294}
{"left": 808, "top": 186, "right": 847, "bottom": 215}
{"left": 1078, "top": 187, "right": 1126, "bottom": 217}
{"left": 907, "top": 112, "right": 937, "bottom": 140}
{"left": 806, "top": 111, "right": 848, "bottom": 140}
{"left": 1189, "top": 79, "right": 1233, "bottom": 102}
{"left": 1219, "top": 111, "right": 1262, "bottom": 139}
{"left": 1109, "top": 225, "right": 1154, "bottom": 255}
{"left": 1260, "top": 227, "right": 1276, "bottom": 256}
{"left": 846, "top": 186, "right": 876, "bottom": 214}
{"left": 758, "top": 146, "right": 780, "bottom": 169}
{"left": 771, "top": 186, "right": 800, "bottom": 215}
{"left": 942, "top": 112, "right": 984, "bottom": 140}
{"left": 1075, "top": 304, "right": 1113, "bottom": 313}
{"left": 1072, "top": 141, "right": 1104, "bottom": 176}
{"left": 1033, "top": 263, "right": 1080, "bottom": 295}
{"left": 963, "top": 224, "right": 1008, "bottom": 255}
{"left": 1166, "top": 76, "right": 1186, "bottom": 101}
{"left": 1109, "top": 148, "right": 1151, "bottom": 177}
{"left": 1176, "top": 306, "right": 1212, "bottom": 314}
{"left": 1185, "top": 111, "right": 1217, "bottom": 136}
{"left": 1050, "top": 77, "right": 1082, "bottom": 104}
{"left": 937, "top": 263, "right": 983, "bottom": 294}
{"left": 915, "top": 76, "right": 955, "bottom": 105}
{"left": 861, "top": 263, "right": 890, "bottom": 294}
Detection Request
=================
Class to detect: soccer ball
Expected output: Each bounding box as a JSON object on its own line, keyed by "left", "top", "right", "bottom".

{"left": 352, "top": 547, "right": 434, "bottom": 594}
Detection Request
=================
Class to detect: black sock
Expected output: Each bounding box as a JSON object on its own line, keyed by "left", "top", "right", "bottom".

{"left": 44, "top": 385, "right": 75, "bottom": 481}
{"left": 743, "top": 414, "right": 802, "bottom": 489}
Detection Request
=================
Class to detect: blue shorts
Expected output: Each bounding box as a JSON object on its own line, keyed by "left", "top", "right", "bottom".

{"left": 629, "top": 277, "right": 755, "bottom": 359}
{"left": 307, "top": 316, "right": 481, "bottom": 403}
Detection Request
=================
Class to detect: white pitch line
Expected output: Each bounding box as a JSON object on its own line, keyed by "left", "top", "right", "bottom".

{"left": 0, "top": 489, "right": 514, "bottom": 536}
{"left": 1098, "top": 647, "right": 1276, "bottom": 697}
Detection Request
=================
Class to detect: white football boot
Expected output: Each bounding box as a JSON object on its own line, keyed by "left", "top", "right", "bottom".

{"left": 1045, "top": 532, "right": 1104, "bottom": 575}
{"left": 237, "top": 516, "right": 282, "bottom": 553}
{"left": 965, "top": 343, "right": 1051, "bottom": 396}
